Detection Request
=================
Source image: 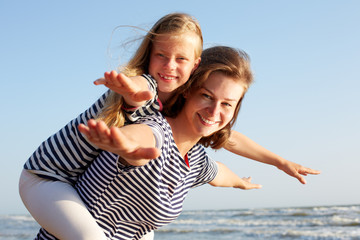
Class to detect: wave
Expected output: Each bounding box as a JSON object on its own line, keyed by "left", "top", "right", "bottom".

{"left": 157, "top": 227, "right": 241, "bottom": 234}
{"left": 0, "top": 214, "right": 35, "bottom": 222}
{"left": 2, "top": 204, "right": 360, "bottom": 240}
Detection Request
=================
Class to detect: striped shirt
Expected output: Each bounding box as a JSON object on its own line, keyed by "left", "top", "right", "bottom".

{"left": 24, "top": 74, "right": 160, "bottom": 185}
{"left": 36, "top": 112, "right": 218, "bottom": 240}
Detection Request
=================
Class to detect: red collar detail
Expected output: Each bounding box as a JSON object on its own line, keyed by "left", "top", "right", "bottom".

{"left": 184, "top": 153, "right": 190, "bottom": 168}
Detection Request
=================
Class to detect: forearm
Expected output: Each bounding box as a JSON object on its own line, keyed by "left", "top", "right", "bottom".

{"left": 209, "top": 162, "right": 257, "bottom": 189}
{"left": 210, "top": 162, "right": 242, "bottom": 188}
{"left": 225, "top": 130, "right": 287, "bottom": 168}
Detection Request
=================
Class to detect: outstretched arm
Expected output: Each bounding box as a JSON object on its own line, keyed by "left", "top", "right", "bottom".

{"left": 209, "top": 162, "right": 262, "bottom": 190}
{"left": 225, "top": 130, "right": 320, "bottom": 184}
{"left": 94, "top": 71, "right": 153, "bottom": 108}
{"left": 78, "top": 119, "right": 160, "bottom": 166}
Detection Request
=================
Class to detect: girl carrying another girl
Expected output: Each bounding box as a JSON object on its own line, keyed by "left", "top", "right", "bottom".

{"left": 19, "top": 12, "right": 320, "bottom": 240}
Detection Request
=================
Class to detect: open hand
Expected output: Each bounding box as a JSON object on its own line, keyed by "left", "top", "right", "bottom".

{"left": 78, "top": 119, "right": 160, "bottom": 163}
{"left": 278, "top": 161, "right": 321, "bottom": 184}
{"left": 94, "top": 71, "right": 153, "bottom": 106}
{"left": 236, "top": 177, "right": 263, "bottom": 190}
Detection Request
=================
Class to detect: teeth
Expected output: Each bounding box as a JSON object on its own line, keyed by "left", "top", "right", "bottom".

{"left": 199, "top": 114, "right": 216, "bottom": 125}
{"left": 160, "top": 74, "right": 175, "bottom": 80}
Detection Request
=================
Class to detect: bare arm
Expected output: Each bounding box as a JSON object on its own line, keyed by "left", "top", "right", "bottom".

{"left": 209, "top": 162, "right": 262, "bottom": 190}
{"left": 94, "top": 71, "right": 153, "bottom": 108}
{"left": 78, "top": 119, "right": 160, "bottom": 166}
{"left": 225, "top": 130, "right": 320, "bottom": 184}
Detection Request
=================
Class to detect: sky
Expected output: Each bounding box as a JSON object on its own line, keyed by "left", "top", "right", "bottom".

{"left": 1, "top": 0, "right": 359, "bottom": 215}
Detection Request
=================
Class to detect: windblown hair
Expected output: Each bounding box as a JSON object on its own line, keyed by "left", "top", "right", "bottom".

{"left": 97, "top": 13, "right": 203, "bottom": 127}
{"left": 163, "top": 46, "right": 254, "bottom": 149}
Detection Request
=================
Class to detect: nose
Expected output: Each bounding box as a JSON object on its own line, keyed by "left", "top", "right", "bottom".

{"left": 207, "top": 102, "right": 221, "bottom": 117}
{"left": 164, "top": 57, "right": 176, "bottom": 70}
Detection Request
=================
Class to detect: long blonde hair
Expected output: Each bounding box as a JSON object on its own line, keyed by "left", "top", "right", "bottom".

{"left": 163, "top": 46, "right": 254, "bottom": 149}
{"left": 97, "top": 13, "right": 203, "bottom": 127}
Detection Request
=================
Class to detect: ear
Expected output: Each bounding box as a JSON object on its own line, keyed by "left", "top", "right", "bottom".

{"left": 191, "top": 57, "right": 201, "bottom": 74}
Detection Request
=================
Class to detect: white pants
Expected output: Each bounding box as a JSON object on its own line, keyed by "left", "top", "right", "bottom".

{"left": 19, "top": 170, "right": 154, "bottom": 240}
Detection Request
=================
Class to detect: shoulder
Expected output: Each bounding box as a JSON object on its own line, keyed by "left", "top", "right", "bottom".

{"left": 135, "top": 112, "right": 171, "bottom": 149}
{"left": 136, "top": 111, "right": 168, "bottom": 126}
{"left": 136, "top": 112, "right": 170, "bottom": 136}
{"left": 142, "top": 74, "right": 158, "bottom": 92}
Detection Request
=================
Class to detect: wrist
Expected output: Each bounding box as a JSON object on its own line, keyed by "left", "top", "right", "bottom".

{"left": 121, "top": 101, "right": 139, "bottom": 111}
{"left": 274, "top": 157, "right": 288, "bottom": 170}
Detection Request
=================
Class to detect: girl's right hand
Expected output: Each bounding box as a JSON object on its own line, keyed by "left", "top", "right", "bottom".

{"left": 94, "top": 71, "right": 153, "bottom": 107}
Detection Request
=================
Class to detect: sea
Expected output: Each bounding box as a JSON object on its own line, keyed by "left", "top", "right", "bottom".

{"left": 1, "top": 204, "right": 359, "bottom": 240}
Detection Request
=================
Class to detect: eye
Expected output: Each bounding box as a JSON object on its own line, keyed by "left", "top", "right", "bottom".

{"left": 202, "top": 93, "right": 212, "bottom": 99}
{"left": 222, "top": 102, "right": 232, "bottom": 107}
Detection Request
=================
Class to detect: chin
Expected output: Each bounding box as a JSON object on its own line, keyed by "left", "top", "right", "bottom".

{"left": 201, "top": 130, "right": 216, "bottom": 138}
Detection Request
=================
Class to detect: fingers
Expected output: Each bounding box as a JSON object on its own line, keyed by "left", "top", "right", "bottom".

{"left": 96, "top": 121, "right": 111, "bottom": 143}
{"left": 282, "top": 161, "right": 320, "bottom": 184}
{"left": 109, "top": 126, "right": 125, "bottom": 146}
{"left": 298, "top": 175, "right": 307, "bottom": 185}
{"left": 242, "top": 176, "right": 252, "bottom": 182}
{"left": 78, "top": 123, "right": 90, "bottom": 137}
{"left": 94, "top": 77, "right": 106, "bottom": 85}
{"left": 116, "top": 72, "right": 134, "bottom": 90}
{"left": 80, "top": 119, "right": 112, "bottom": 145}
{"left": 87, "top": 119, "right": 102, "bottom": 140}
{"left": 300, "top": 167, "right": 321, "bottom": 175}
{"left": 296, "top": 167, "right": 321, "bottom": 184}
{"left": 102, "top": 71, "right": 131, "bottom": 90}
{"left": 241, "top": 177, "right": 262, "bottom": 189}
{"left": 295, "top": 167, "right": 321, "bottom": 185}
{"left": 251, "top": 183, "right": 263, "bottom": 189}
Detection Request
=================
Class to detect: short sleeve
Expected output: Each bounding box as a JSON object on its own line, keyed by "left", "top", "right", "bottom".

{"left": 135, "top": 113, "right": 165, "bottom": 151}
{"left": 123, "top": 74, "right": 161, "bottom": 122}
{"left": 190, "top": 147, "right": 219, "bottom": 188}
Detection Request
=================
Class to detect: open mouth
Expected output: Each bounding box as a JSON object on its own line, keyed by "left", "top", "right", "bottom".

{"left": 198, "top": 113, "right": 219, "bottom": 126}
{"left": 159, "top": 73, "right": 177, "bottom": 81}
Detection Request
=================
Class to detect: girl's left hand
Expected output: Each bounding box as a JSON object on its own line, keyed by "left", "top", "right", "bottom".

{"left": 278, "top": 161, "right": 321, "bottom": 184}
{"left": 78, "top": 119, "right": 160, "bottom": 162}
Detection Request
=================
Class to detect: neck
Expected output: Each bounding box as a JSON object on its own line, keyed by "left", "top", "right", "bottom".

{"left": 166, "top": 116, "right": 201, "bottom": 158}
{"left": 158, "top": 91, "right": 170, "bottom": 103}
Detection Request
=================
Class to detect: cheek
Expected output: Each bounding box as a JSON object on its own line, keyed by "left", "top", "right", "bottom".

{"left": 222, "top": 110, "right": 235, "bottom": 124}
{"left": 148, "top": 58, "right": 155, "bottom": 73}
{"left": 149, "top": 55, "right": 163, "bottom": 70}
{"left": 180, "top": 63, "right": 195, "bottom": 76}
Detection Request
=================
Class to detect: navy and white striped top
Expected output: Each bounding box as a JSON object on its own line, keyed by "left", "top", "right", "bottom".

{"left": 36, "top": 111, "right": 218, "bottom": 240}
{"left": 24, "top": 74, "right": 160, "bottom": 185}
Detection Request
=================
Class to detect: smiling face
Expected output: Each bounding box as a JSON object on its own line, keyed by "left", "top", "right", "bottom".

{"left": 148, "top": 33, "right": 201, "bottom": 101}
{"left": 183, "top": 72, "right": 245, "bottom": 138}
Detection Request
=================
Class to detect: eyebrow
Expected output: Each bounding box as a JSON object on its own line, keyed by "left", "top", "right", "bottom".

{"left": 202, "top": 87, "right": 239, "bottom": 102}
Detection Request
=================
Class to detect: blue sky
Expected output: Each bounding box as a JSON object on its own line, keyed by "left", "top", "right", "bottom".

{"left": 1, "top": 0, "right": 359, "bottom": 215}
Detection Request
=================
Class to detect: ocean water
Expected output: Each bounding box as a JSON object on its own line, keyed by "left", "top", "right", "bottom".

{"left": 1, "top": 204, "right": 359, "bottom": 240}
